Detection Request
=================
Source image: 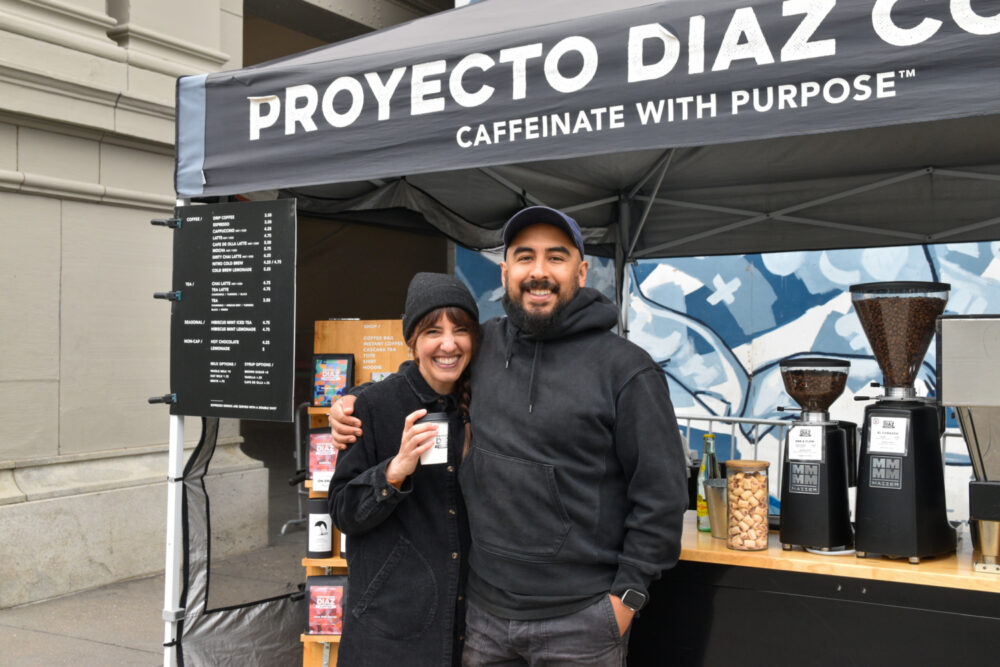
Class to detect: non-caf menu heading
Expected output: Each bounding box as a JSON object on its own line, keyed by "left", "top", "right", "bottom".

{"left": 169, "top": 199, "right": 296, "bottom": 422}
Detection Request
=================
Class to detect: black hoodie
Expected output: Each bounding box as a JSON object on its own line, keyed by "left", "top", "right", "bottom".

{"left": 459, "top": 287, "right": 688, "bottom": 620}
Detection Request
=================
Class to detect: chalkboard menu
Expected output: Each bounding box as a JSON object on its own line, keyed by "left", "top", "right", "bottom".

{"left": 169, "top": 199, "right": 296, "bottom": 421}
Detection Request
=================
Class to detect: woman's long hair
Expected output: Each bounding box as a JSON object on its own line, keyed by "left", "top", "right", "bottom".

{"left": 406, "top": 306, "right": 481, "bottom": 420}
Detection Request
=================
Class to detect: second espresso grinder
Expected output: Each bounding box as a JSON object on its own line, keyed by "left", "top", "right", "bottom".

{"left": 778, "top": 358, "right": 854, "bottom": 551}
{"left": 850, "top": 281, "right": 955, "bottom": 563}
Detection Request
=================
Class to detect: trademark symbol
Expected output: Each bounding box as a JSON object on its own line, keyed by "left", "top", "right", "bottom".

{"left": 898, "top": 69, "right": 916, "bottom": 79}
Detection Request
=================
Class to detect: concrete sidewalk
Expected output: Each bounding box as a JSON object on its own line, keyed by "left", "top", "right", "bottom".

{"left": 0, "top": 535, "right": 306, "bottom": 666}
{"left": 0, "top": 421, "right": 311, "bottom": 666}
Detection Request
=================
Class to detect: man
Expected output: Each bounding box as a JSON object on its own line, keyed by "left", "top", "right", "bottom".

{"left": 332, "top": 206, "right": 688, "bottom": 666}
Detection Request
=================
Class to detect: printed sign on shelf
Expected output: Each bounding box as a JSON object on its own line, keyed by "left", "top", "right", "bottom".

{"left": 307, "top": 576, "right": 347, "bottom": 635}
{"left": 309, "top": 429, "right": 338, "bottom": 492}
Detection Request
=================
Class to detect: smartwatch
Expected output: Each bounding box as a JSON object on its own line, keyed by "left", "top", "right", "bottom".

{"left": 619, "top": 588, "right": 647, "bottom": 612}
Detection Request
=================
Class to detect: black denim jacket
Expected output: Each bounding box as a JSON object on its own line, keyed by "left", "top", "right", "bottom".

{"left": 329, "top": 360, "right": 468, "bottom": 666}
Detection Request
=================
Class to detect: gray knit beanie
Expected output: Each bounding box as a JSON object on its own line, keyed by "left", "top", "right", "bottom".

{"left": 403, "top": 272, "right": 479, "bottom": 340}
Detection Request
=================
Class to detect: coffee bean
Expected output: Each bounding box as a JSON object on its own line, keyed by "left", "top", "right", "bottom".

{"left": 853, "top": 296, "right": 946, "bottom": 387}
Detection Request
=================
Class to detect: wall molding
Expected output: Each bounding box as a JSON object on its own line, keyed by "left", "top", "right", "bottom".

{"left": 0, "top": 437, "right": 249, "bottom": 504}
{"left": 0, "top": 63, "right": 176, "bottom": 138}
{"left": 0, "top": 0, "right": 124, "bottom": 62}
{"left": 108, "top": 22, "right": 231, "bottom": 77}
{"left": 0, "top": 167, "right": 175, "bottom": 210}
{"left": 0, "top": 63, "right": 174, "bottom": 118}
{"left": 8, "top": 0, "right": 117, "bottom": 29}
{"left": 0, "top": 109, "right": 176, "bottom": 157}
{"left": 2, "top": 1, "right": 233, "bottom": 79}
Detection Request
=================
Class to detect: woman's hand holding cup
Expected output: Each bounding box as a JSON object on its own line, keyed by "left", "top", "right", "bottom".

{"left": 385, "top": 409, "right": 438, "bottom": 487}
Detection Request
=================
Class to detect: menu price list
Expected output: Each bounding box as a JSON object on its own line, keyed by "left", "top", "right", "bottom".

{"left": 169, "top": 199, "right": 296, "bottom": 422}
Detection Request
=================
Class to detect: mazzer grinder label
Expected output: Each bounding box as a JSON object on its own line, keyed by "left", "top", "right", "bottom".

{"left": 869, "top": 455, "right": 903, "bottom": 490}
{"left": 789, "top": 462, "right": 821, "bottom": 495}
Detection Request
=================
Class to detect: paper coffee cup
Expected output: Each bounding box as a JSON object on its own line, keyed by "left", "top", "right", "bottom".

{"left": 417, "top": 412, "right": 449, "bottom": 465}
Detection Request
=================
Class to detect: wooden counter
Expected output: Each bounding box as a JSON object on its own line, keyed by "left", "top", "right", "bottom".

{"left": 677, "top": 510, "right": 1000, "bottom": 594}
{"left": 628, "top": 512, "right": 1000, "bottom": 667}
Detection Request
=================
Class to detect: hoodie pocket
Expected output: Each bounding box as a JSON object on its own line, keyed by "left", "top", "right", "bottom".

{"left": 465, "top": 447, "right": 571, "bottom": 559}
{"left": 352, "top": 536, "right": 438, "bottom": 640}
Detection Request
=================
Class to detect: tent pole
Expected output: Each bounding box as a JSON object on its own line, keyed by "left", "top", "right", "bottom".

{"left": 627, "top": 148, "right": 675, "bottom": 200}
{"left": 163, "top": 413, "right": 185, "bottom": 667}
{"left": 928, "top": 214, "right": 1000, "bottom": 241}
{"left": 562, "top": 195, "right": 619, "bottom": 215}
{"left": 635, "top": 168, "right": 930, "bottom": 258}
{"left": 479, "top": 167, "right": 548, "bottom": 207}
{"left": 163, "top": 196, "right": 188, "bottom": 667}
{"left": 773, "top": 213, "right": 925, "bottom": 240}
{"left": 622, "top": 260, "right": 632, "bottom": 338}
{"left": 616, "top": 197, "right": 630, "bottom": 335}
{"left": 627, "top": 150, "right": 674, "bottom": 257}
{"left": 634, "top": 195, "right": 926, "bottom": 242}
{"left": 933, "top": 168, "right": 1000, "bottom": 183}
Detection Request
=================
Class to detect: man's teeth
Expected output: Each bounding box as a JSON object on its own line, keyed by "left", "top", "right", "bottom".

{"left": 529, "top": 289, "right": 551, "bottom": 296}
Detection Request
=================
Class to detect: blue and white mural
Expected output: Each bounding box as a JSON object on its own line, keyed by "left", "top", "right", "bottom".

{"left": 457, "top": 242, "right": 1000, "bottom": 519}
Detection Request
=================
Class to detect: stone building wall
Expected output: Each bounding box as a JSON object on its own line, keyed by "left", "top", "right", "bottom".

{"left": 0, "top": 0, "right": 450, "bottom": 609}
{"left": 0, "top": 0, "right": 257, "bottom": 608}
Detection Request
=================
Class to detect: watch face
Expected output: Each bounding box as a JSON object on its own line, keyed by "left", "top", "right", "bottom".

{"left": 621, "top": 589, "right": 646, "bottom": 611}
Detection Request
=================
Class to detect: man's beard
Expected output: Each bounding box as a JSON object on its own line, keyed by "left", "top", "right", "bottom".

{"left": 503, "top": 279, "right": 577, "bottom": 337}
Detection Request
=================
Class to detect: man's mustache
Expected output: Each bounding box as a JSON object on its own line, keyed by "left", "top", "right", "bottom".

{"left": 520, "top": 279, "right": 560, "bottom": 294}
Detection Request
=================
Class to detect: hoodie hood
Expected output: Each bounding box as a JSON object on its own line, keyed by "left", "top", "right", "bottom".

{"left": 499, "top": 287, "right": 618, "bottom": 412}
{"left": 503, "top": 287, "right": 618, "bottom": 341}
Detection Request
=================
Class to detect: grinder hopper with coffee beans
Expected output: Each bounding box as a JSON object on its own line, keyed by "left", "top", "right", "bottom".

{"left": 777, "top": 358, "right": 855, "bottom": 553}
{"left": 850, "top": 281, "right": 956, "bottom": 563}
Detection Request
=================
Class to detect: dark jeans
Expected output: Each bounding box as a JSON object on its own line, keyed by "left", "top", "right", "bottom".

{"left": 462, "top": 596, "right": 630, "bottom": 666}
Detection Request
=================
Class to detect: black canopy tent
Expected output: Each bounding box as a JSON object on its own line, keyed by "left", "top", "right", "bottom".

{"left": 167, "top": 0, "right": 1000, "bottom": 663}
{"left": 176, "top": 0, "right": 1000, "bottom": 265}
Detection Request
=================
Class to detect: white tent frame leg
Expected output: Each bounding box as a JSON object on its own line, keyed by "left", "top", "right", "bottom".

{"left": 163, "top": 195, "right": 189, "bottom": 667}
{"left": 163, "top": 413, "right": 185, "bottom": 667}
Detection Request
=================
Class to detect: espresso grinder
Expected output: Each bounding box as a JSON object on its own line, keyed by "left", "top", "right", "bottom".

{"left": 778, "top": 358, "right": 854, "bottom": 551}
{"left": 851, "top": 282, "right": 955, "bottom": 563}
{"left": 938, "top": 315, "right": 1000, "bottom": 573}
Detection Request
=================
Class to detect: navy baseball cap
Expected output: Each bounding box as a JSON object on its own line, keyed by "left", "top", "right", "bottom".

{"left": 502, "top": 206, "right": 585, "bottom": 259}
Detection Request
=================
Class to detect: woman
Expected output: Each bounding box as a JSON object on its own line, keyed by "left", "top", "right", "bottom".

{"left": 328, "top": 272, "right": 480, "bottom": 667}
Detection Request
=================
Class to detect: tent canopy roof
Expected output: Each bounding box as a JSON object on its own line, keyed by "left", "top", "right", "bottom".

{"left": 176, "top": 0, "right": 1000, "bottom": 257}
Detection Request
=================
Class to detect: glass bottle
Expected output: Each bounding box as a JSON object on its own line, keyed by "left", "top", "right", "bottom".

{"left": 696, "top": 433, "right": 720, "bottom": 531}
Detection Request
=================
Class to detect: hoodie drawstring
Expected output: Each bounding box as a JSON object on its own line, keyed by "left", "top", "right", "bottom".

{"left": 504, "top": 329, "right": 542, "bottom": 414}
{"left": 527, "top": 340, "right": 542, "bottom": 413}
